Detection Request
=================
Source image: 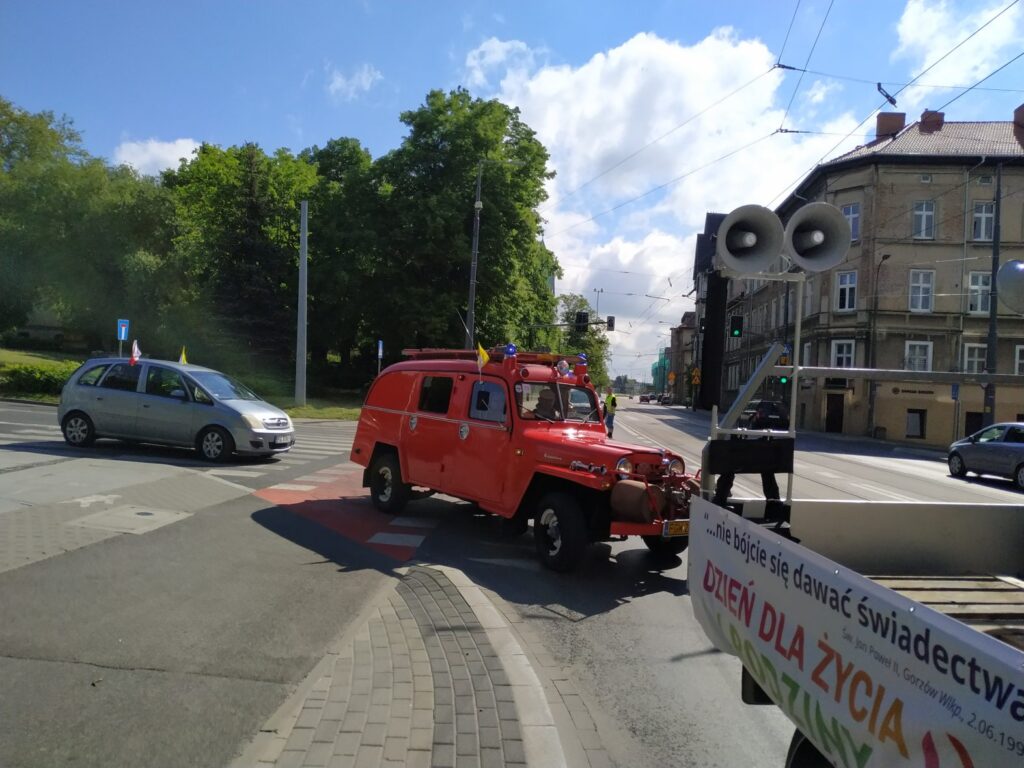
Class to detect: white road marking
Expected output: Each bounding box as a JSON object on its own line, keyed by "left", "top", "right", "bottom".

{"left": 207, "top": 468, "right": 265, "bottom": 478}
{"left": 367, "top": 532, "right": 425, "bottom": 547}
{"left": 268, "top": 483, "right": 318, "bottom": 491}
{"left": 388, "top": 516, "right": 439, "bottom": 529}
{"left": 60, "top": 494, "right": 121, "bottom": 508}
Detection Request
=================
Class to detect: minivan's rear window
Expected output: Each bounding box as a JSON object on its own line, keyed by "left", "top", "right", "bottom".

{"left": 418, "top": 376, "right": 453, "bottom": 414}
{"left": 99, "top": 363, "right": 141, "bottom": 391}
{"left": 77, "top": 364, "right": 110, "bottom": 386}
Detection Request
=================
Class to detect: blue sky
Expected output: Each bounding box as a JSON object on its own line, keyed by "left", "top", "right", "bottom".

{"left": 3, "top": 1, "right": 1023, "bottom": 378}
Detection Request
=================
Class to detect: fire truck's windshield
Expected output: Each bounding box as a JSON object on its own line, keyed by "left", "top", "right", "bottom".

{"left": 516, "top": 382, "right": 599, "bottom": 423}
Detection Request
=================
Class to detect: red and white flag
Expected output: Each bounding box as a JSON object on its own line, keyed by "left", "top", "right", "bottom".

{"left": 129, "top": 339, "right": 141, "bottom": 366}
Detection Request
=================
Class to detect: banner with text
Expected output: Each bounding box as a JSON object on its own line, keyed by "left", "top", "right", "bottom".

{"left": 688, "top": 497, "right": 1024, "bottom": 767}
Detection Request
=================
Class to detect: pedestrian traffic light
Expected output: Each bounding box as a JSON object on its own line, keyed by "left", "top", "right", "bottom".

{"left": 729, "top": 315, "right": 743, "bottom": 337}
{"left": 606, "top": 315, "right": 615, "bottom": 331}
{"left": 574, "top": 311, "right": 589, "bottom": 333}
{"left": 779, "top": 374, "right": 789, "bottom": 385}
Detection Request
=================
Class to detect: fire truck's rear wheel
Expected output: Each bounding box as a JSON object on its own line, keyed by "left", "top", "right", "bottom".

{"left": 370, "top": 453, "right": 410, "bottom": 513}
{"left": 785, "top": 731, "right": 833, "bottom": 768}
{"left": 642, "top": 535, "right": 688, "bottom": 558}
{"left": 534, "top": 493, "right": 587, "bottom": 572}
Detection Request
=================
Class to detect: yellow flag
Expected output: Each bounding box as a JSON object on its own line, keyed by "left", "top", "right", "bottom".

{"left": 179, "top": 346, "right": 188, "bottom": 364}
{"left": 476, "top": 343, "right": 490, "bottom": 369}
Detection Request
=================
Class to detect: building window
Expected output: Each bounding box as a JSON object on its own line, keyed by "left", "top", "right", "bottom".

{"left": 963, "top": 344, "right": 987, "bottom": 374}
{"left": 906, "top": 409, "right": 927, "bottom": 439}
{"left": 836, "top": 271, "right": 857, "bottom": 312}
{"left": 1016, "top": 345, "right": 1024, "bottom": 375}
{"left": 920, "top": 174, "right": 932, "bottom": 184}
{"left": 803, "top": 280, "right": 814, "bottom": 317}
{"left": 905, "top": 341, "right": 932, "bottom": 371}
{"left": 913, "top": 201, "right": 935, "bottom": 239}
{"left": 972, "top": 202, "right": 995, "bottom": 241}
{"left": 802, "top": 342, "right": 812, "bottom": 366}
{"left": 969, "top": 272, "right": 991, "bottom": 314}
{"left": 831, "top": 340, "right": 855, "bottom": 368}
{"left": 770, "top": 300, "right": 777, "bottom": 331}
{"left": 841, "top": 202, "right": 860, "bottom": 241}
{"left": 978, "top": 175, "right": 993, "bottom": 186}
{"left": 909, "top": 270, "right": 934, "bottom": 312}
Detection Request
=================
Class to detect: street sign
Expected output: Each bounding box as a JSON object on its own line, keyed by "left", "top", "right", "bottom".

{"left": 668, "top": 371, "right": 676, "bottom": 384}
{"left": 117, "top": 318, "right": 129, "bottom": 342}
{"left": 952, "top": 383, "right": 960, "bottom": 401}
{"left": 691, "top": 367, "right": 702, "bottom": 386}
{"left": 377, "top": 339, "right": 383, "bottom": 359}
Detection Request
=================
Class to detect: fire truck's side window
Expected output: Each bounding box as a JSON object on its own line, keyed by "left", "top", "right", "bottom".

{"left": 418, "top": 375, "right": 454, "bottom": 414}
{"left": 469, "top": 381, "right": 507, "bottom": 424}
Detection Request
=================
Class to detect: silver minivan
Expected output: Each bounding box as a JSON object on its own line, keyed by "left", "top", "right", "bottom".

{"left": 58, "top": 358, "right": 295, "bottom": 461}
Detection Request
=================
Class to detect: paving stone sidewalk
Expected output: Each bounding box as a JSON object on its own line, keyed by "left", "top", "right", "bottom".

{"left": 234, "top": 565, "right": 612, "bottom": 768}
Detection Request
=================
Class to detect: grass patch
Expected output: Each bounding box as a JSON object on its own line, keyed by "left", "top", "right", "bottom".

{"left": 273, "top": 395, "right": 364, "bottom": 421}
{"left": 0, "top": 348, "right": 84, "bottom": 367}
{"left": 0, "top": 391, "right": 60, "bottom": 404}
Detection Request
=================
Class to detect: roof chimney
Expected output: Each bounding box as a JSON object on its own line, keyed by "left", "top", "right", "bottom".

{"left": 876, "top": 112, "right": 906, "bottom": 138}
{"left": 920, "top": 109, "right": 945, "bottom": 133}
{"left": 1014, "top": 103, "right": 1024, "bottom": 130}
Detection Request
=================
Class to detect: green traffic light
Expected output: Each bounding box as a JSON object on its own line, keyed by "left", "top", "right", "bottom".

{"left": 779, "top": 376, "right": 789, "bottom": 384}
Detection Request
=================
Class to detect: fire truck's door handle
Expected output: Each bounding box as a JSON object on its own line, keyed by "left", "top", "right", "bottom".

{"left": 458, "top": 423, "right": 469, "bottom": 440}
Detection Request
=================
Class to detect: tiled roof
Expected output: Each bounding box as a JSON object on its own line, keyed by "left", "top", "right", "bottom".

{"left": 831, "top": 121, "right": 1024, "bottom": 163}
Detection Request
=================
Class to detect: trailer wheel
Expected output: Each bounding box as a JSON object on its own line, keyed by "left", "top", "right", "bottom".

{"left": 369, "top": 453, "right": 410, "bottom": 513}
{"left": 948, "top": 452, "right": 967, "bottom": 478}
{"left": 642, "top": 535, "right": 688, "bottom": 558}
{"left": 785, "top": 731, "right": 834, "bottom": 768}
{"left": 534, "top": 493, "right": 587, "bottom": 572}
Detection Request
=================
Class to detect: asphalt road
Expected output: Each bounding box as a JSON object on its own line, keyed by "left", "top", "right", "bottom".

{"left": 1, "top": 399, "right": 1020, "bottom": 768}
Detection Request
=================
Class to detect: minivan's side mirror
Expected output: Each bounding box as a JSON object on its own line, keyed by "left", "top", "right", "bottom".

{"left": 170, "top": 388, "right": 187, "bottom": 400}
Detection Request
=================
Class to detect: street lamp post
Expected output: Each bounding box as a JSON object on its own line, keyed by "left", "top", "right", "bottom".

{"left": 867, "top": 253, "right": 891, "bottom": 436}
{"left": 465, "top": 162, "right": 485, "bottom": 349}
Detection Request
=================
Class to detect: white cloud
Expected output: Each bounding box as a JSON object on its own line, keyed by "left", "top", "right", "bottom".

{"left": 113, "top": 138, "right": 199, "bottom": 175}
{"left": 893, "top": 0, "right": 1024, "bottom": 110}
{"left": 464, "top": 37, "right": 538, "bottom": 89}
{"left": 326, "top": 62, "right": 383, "bottom": 101}
{"left": 805, "top": 79, "right": 840, "bottom": 105}
{"left": 466, "top": 30, "right": 864, "bottom": 372}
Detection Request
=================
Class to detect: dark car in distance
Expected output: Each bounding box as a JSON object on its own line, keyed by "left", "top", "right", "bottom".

{"left": 738, "top": 399, "right": 790, "bottom": 430}
{"left": 638, "top": 394, "right": 651, "bottom": 403}
{"left": 948, "top": 422, "right": 1024, "bottom": 489}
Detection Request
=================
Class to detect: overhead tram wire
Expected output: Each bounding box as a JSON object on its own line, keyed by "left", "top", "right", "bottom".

{"left": 544, "top": 131, "right": 778, "bottom": 241}
{"left": 935, "top": 51, "right": 1024, "bottom": 112}
{"left": 776, "top": 0, "right": 802, "bottom": 66}
{"left": 783, "top": 66, "right": 1024, "bottom": 95}
{"left": 778, "top": 0, "right": 835, "bottom": 131}
{"left": 539, "top": 67, "right": 776, "bottom": 214}
{"left": 766, "top": 0, "right": 1021, "bottom": 207}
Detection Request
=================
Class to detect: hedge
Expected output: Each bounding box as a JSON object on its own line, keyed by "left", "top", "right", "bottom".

{"left": 0, "top": 361, "right": 82, "bottom": 395}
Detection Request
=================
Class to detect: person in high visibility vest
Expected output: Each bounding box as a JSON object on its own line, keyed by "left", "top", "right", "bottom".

{"left": 604, "top": 386, "right": 617, "bottom": 438}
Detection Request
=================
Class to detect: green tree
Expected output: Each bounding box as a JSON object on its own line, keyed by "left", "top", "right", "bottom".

{"left": 556, "top": 294, "right": 610, "bottom": 386}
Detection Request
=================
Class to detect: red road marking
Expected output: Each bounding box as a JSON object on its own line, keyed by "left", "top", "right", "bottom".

{"left": 256, "top": 468, "right": 427, "bottom": 561}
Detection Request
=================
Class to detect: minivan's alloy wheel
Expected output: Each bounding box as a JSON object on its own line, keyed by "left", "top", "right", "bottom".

{"left": 1015, "top": 464, "right": 1024, "bottom": 491}
{"left": 369, "top": 453, "right": 410, "bottom": 513}
{"left": 62, "top": 412, "right": 96, "bottom": 447}
{"left": 533, "top": 492, "right": 587, "bottom": 572}
{"left": 948, "top": 453, "right": 967, "bottom": 478}
{"left": 197, "top": 426, "right": 234, "bottom": 462}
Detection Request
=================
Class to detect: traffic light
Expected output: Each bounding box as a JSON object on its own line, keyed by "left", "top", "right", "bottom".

{"left": 779, "top": 374, "right": 789, "bottom": 385}
{"left": 606, "top": 315, "right": 615, "bottom": 332}
{"left": 574, "top": 311, "right": 589, "bottom": 333}
{"left": 729, "top": 315, "right": 743, "bottom": 337}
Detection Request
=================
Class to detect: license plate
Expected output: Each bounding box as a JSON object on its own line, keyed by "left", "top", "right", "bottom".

{"left": 274, "top": 439, "right": 292, "bottom": 448}
{"left": 663, "top": 519, "right": 689, "bottom": 537}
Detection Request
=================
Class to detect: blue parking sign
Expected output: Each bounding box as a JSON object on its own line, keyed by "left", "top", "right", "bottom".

{"left": 117, "top": 319, "right": 129, "bottom": 342}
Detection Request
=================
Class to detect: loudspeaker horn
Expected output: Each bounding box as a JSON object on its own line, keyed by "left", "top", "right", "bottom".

{"left": 783, "top": 202, "right": 850, "bottom": 272}
{"left": 997, "top": 260, "right": 1024, "bottom": 315}
{"left": 715, "top": 204, "right": 785, "bottom": 274}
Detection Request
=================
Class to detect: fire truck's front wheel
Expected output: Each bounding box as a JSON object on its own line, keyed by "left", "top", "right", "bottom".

{"left": 534, "top": 493, "right": 587, "bottom": 572}
{"left": 370, "top": 453, "right": 411, "bottom": 513}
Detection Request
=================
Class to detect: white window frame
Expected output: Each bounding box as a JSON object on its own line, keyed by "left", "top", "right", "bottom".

{"left": 904, "top": 341, "right": 933, "bottom": 371}
{"left": 909, "top": 270, "right": 935, "bottom": 313}
{"left": 1017, "top": 345, "right": 1024, "bottom": 376}
{"left": 963, "top": 343, "right": 987, "bottom": 374}
{"left": 968, "top": 272, "right": 991, "bottom": 314}
{"left": 770, "top": 300, "right": 777, "bottom": 331}
{"left": 972, "top": 201, "right": 994, "bottom": 241}
{"left": 841, "top": 202, "right": 860, "bottom": 241}
{"left": 802, "top": 342, "right": 811, "bottom": 366}
{"left": 913, "top": 200, "right": 935, "bottom": 239}
{"left": 836, "top": 271, "right": 857, "bottom": 312}
{"left": 831, "top": 339, "right": 855, "bottom": 368}
{"left": 803, "top": 280, "right": 814, "bottom": 317}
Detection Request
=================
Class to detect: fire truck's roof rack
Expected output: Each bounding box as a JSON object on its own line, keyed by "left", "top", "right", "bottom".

{"left": 401, "top": 348, "right": 571, "bottom": 366}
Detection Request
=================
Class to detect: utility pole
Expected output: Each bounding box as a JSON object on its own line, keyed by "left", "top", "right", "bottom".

{"left": 294, "top": 201, "right": 308, "bottom": 406}
{"left": 982, "top": 164, "right": 1002, "bottom": 426}
{"left": 465, "top": 162, "right": 485, "bottom": 349}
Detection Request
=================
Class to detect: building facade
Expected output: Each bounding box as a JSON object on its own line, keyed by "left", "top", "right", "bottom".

{"left": 703, "top": 106, "right": 1024, "bottom": 448}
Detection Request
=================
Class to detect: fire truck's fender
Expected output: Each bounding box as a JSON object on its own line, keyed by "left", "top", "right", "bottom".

{"left": 361, "top": 442, "right": 401, "bottom": 488}
{"left": 512, "top": 468, "right": 611, "bottom": 540}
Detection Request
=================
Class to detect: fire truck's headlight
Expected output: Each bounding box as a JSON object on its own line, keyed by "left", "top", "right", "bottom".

{"left": 667, "top": 458, "right": 685, "bottom": 476}
{"left": 615, "top": 458, "right": 633, "bottom": 477}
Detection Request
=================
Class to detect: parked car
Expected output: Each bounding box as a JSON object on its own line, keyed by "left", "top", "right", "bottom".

{"left": 738, "top": 399, "right": 790, "bottom": 430}
{"left": 638, "top": 394, "right": 651, "bottom": 403}
{"left": 948, "top": 422, "right": 1024, "bottom": 489}
{"left": 659, "top": 394, "right": 672, "bottom": 405}
{"left": 58, "top": 358, "right": 294, "bottom": 461}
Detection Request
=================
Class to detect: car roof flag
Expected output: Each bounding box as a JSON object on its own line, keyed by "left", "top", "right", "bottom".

{"left": 179, "top": 346, "right": 188, "bottom": 364}
{"left": 129, "top": 339, "right": 141, "bottom": 367}
{"left": 476, "top": 342, "right": 490, "bottom": 371}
